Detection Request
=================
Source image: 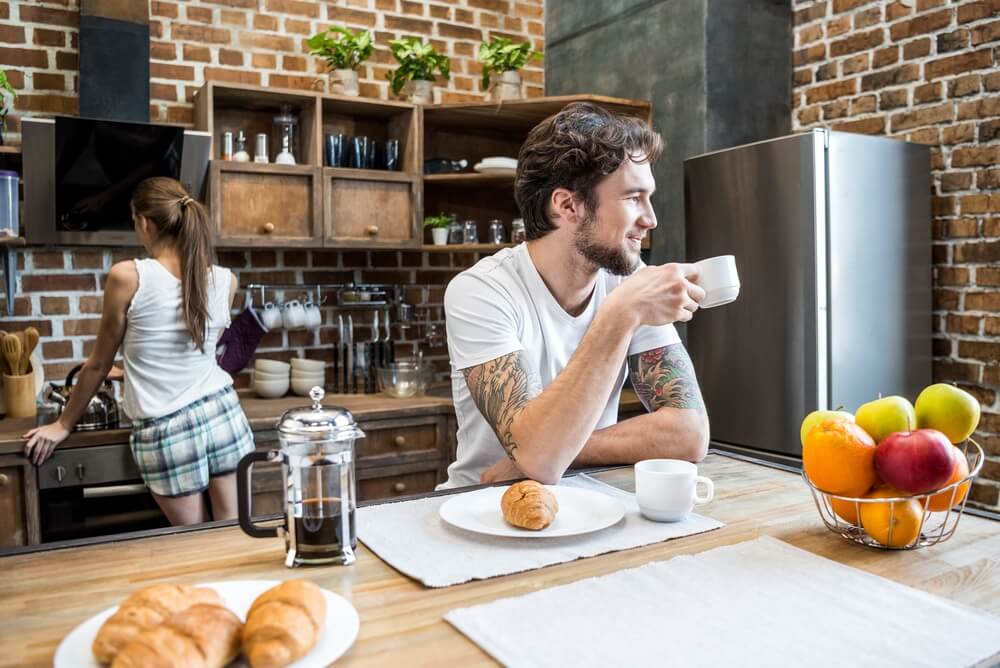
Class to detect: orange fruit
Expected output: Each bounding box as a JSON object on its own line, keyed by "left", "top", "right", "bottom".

{"left": 829, "top": 496, "right": 862, "bottom": 525}
{"left": 925, "top": 447, "right": 971, "bottom": 512}
{"left": 859, "top": 487, "right": 924, "bottom": 548}
{"left": 803, "top": 419, "right": 879, "bottom": 497}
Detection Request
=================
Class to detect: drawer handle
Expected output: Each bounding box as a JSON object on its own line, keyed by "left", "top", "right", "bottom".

{"left": 76, "top": 464, "right": 86, "bottom": 481}
{"left": 366, "top": 225, "right": 379, "bottom": 237}
{"left": 261, "top": 222, "right": 275, "bottom": 234}
{"left": 393, "top": 482, "right": 407, "bottom": 493}
{"left": 0, "top": 473, "right": 9, "bottom": 487}
{"left": 54, "top": 466, "right": 66, "bottom": 483}
{"left": 393, "top": 435, "right": 406, "bottom": 447}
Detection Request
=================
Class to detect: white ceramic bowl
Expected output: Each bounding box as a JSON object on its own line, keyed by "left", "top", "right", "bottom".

{"left": 254, "top": 368, "right": 289, "bottom": 381}
{"left": 255, "top": 358, "right": 290, "bottom": 374}
{"left": 290, "top": 358, "right": 326, "bottom": 372}
{"left": 291, "top": 377, "right": 324, "bottom": 397}
{"left": 291, "top": 374, "right": 325, "bottom": 386}
{"left": 253, "top": 378, "right": 289, "bottom": 398}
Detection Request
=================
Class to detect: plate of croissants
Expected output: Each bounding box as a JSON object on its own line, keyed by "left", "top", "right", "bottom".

{"left": 54, "top": 579, "right": 359, "bottom": 668}
{"left": 439, "top": 480, "right": 625, "bottom": 538}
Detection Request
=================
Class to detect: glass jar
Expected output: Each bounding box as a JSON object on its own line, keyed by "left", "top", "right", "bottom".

{"left": 511, "top": 218, "right": 526, "bottom": 243}
{"left": 447, "top": 221, "right": 464, "bottom": 244}
{"left": 271, "top": 104, "right": 299, "bottom": 164}
{"left": 488, "top": 219, "right": 506, "bottom": 244}
{"left": 462, "top": 220, "right": 479, "bottom": 244}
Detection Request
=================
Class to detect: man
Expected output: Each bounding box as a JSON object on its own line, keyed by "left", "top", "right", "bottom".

{"left": 440, "top": 102, "right": 708, "bottom": 489}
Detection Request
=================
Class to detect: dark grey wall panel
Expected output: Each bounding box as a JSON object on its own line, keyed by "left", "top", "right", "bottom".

{"left": 545, "top": 0, "right": 791, "bottom": 265}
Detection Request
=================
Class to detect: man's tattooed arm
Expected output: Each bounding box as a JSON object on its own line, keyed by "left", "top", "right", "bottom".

{"left": 462, "top": 351, "right": 542, "bottom": 461}
{"left": 628, "top": 343, "right": 706, "bottom": 413}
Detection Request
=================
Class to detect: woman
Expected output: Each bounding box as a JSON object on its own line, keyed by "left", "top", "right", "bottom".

{"left": 24, "top": 177, "right": 254, "bottom": 526}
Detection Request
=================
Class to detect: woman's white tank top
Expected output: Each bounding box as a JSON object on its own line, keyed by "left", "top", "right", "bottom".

{"left": 121, "top": 259, "right": 234, "bottom": 420}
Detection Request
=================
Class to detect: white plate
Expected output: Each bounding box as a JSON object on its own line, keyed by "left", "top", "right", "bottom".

{"left": 439, "top": 484, "right": 625, "bottom": 538}
{"left": 473, "top": 165, "right": 517, "bottom": 175}
{"left": 479, "top": 156, "right": 517, "bottom": 168}
{"left": 54, "top": 580, "right": 360, "bottom": 668}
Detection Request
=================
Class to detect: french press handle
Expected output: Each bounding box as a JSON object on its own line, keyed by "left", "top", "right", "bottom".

{"left": 237, "top": 450, "right": 279, "bottom": 538}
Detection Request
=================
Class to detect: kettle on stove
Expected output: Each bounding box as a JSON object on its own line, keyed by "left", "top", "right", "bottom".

{"left": 48, "top": 364, "right": 121, "bottom": 431}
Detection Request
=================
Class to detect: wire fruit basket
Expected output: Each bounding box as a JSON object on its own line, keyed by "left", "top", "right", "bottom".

{"left": 802, "top": 439, "right": 984, "bottom": 550}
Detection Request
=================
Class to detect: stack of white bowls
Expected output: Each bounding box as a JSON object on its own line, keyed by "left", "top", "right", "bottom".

{"left": 253, "top": 358, "right": 290, "bottom": 398}
{"left": 290, "top": 358, "right": 325, "bottom": 396}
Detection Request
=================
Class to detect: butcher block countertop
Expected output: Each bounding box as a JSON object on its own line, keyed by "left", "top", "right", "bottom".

{"left": 1, "top": 453, "right": 997, "bottom": 667}
{"left": 0, "top": 389, "right": 645, "bottom": 455}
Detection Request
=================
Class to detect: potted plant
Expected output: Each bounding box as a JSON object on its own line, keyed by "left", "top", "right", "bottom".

{"left": 0, "top": 70, "right": 15, "bottom": 146}
{"left": 423, "top": 213, "right": 452, "bottom": 246}
{"left": 478, "top": 37, "right": 543, "bottom": 102}
{"left": 307, "top": 26, "right": 373, "bottom": 97}
{"left": 386, "top": 37, "right": 450, "bottom": 104}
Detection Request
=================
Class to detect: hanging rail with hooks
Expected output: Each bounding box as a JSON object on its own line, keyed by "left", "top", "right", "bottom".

{"left": 243, "top": 282, "right": 401, "bottom": 309}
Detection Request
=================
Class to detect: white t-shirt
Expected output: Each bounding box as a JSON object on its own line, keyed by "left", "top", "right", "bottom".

{"left": 439, "top": 244, "right": 680, "bottom": 489}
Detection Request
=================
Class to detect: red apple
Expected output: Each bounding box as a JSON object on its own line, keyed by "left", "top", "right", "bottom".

{"left": 874, "top": 429, "right": 955, "bottom": 494}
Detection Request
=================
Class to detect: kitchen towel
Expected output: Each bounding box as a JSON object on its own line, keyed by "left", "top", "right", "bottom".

{"left": 357, "top": 474, "right": 724, "bottom": 588}
{"left": 445, "top": 535, "right": 1000, "bottom": 668}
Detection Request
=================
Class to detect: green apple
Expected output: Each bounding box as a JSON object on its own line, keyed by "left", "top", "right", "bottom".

{"left": 800, "top": 409, "right": 854, "bottom": 446}
{"left": 915, "top": 383, "right": 981, "bottom": 443}
{"left": 854, "top": 395, "right": 915, "bottom": 443}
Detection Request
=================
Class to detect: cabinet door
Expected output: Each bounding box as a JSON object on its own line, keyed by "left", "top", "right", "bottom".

{"left": 324, "top": 170, "right": 419, "bottom": 247}
{"left": 209, "top": 162, "right": 321, "bottom": 246}
{"left": 0, "top": 456, "right": 39, "bottom": 547}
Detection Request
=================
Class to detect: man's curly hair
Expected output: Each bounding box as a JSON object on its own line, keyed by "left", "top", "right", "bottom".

{"left": 514, "top": 102, "right": 662, "bottom": 241}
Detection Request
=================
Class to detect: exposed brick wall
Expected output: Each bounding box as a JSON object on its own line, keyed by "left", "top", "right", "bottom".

{"left": 792, "top": 0, "right": 1000, "bottom": 511}
{"left": 0, "top": 0, "right": 543, "bottom": 394}
{"left": 1, "top": 0, "right": 545, "bottom": 139}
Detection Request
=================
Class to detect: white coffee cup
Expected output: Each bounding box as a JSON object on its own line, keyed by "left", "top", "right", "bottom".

{"left": 260, "top": 302, "right": 283, "bottom": 330}
{"left": 282, "top": 300, "right": 306, "bottom": 330}
{"left": 693, "top": 255, "right": 740, "bottom": 308}
{"left": 635, "top": 459, "right": 714, "bottom": 522}
{"left": 303, "top": 302, "right": 322, "bottom": 329}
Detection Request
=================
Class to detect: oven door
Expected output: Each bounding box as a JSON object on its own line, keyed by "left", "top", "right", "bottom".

{"left": 37, "top": 444, "right": 168, "bottom": 542}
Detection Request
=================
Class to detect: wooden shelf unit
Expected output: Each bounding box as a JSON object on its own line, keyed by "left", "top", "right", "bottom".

{"left": 421, "top": 243, "right": 513, "bottom": 252}
{"left": 195, "top": 83, "right": 653, "bottom": 250}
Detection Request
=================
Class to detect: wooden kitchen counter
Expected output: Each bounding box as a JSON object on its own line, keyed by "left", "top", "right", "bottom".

{"left": 2, "top": 452, "right": 997, "bottom": 667}
{"left": 0, "top": 389, "right": 643, "bottom": 455}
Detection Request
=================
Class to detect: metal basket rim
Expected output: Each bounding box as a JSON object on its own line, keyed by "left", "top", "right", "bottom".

{"left": 800, "top": 438, "right": 984, "bottom": 503}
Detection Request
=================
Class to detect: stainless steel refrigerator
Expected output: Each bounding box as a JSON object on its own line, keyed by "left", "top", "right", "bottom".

{"left": 684, "top": 129, "right": 932, "bottom": 463}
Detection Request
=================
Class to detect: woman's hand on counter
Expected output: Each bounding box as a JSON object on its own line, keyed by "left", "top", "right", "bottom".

{"left": 22, "top": 422, "right": 71, "bottom": 465}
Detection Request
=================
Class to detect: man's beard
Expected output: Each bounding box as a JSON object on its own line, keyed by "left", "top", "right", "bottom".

{"left": 573, "top": 211, "right": 638, "bottom": 276}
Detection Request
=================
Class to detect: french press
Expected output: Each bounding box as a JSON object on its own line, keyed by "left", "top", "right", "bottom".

{"left": 237, "top": 387, "right": 365, "bottom": 567}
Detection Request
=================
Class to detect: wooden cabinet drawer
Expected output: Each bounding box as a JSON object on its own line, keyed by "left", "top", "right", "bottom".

{"left": 359, "top": 423, "right": 438, "bottom": 458}
{"left": 359, "top": 469, "right": 438, "bottom": 501}
{"left": 209, "top": 162, "right": 321, "bottom": 246}
{"left": 0, "top": 464, "right": 27, "bottom": 547}
{"left": 324, "top": 170, "right": 419, "bottom": 247}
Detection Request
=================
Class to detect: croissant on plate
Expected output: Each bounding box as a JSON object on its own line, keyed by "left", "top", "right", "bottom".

{"left": 501, "top": 480, "right": 559, "bottom": 530}
{"left": 92, "top": 583, "right": 224, "bottom": 664}
{"left": 110, "top": 603, "right": 242, "bottom": 668}
{"left": 242, "top": 579, "right": 326, "bottom": 668}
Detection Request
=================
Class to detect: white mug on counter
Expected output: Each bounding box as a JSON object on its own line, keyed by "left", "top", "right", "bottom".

{"left": 282, "top": 300, "right": 306, "bottom": 330}
{"left": 635, "top": 459, "right": 714, "bottom": 522}
{"left": 260, "top": 302, "right": 283, "bottom": 330}
{"left": 692, "top": 255, "right": 740, "bottom": 308}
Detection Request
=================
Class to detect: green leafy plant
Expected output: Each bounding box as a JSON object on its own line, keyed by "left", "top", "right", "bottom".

{"left": 0, "top": 70, "right": 16, "bottom": 133}
{"left": 423, "top": 213, "right": 453, "bottom": 229}
{"left": 306, "top": 26, "right": 373, "bottom": 70}
{"left": 386, "top": 37, "right": 450, "bottom": 96}
{"left": 477, "top": 37, "right": 542, "bottom": 91}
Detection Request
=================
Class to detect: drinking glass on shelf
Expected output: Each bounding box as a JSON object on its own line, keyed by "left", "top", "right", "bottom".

{"left": 511, "top": 218, "right": 526, "bottom": 243}
{"left": 488, "top": 219, "right": 506, "bottom": 244}
{"left": 447, "top": 221, "right": 464, "bottom": 244}
{"left": 462, "top": 220, "right": 479, "bottom": 244}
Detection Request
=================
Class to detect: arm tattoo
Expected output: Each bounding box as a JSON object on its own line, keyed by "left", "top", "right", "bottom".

{"left": 462, "top": 351, "right": 541, "bottom": 461}
{"left": 628, "top": 343, "right": 705, "bottom": 413}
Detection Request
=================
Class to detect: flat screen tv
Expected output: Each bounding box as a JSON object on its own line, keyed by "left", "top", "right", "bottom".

{"left": 55, "top": 117, "right": 184, "bottom": 232}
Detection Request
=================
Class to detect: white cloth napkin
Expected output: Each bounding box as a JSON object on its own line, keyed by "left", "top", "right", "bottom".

{"left": 446, "top": 535, "right": 1000, "bottom": 668}
{"left": 357, "top": 474, "right": 724, "bottom": 588}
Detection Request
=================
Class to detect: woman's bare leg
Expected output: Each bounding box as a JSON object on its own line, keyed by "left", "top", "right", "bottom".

{"left": 152, "top": 491, "right": 207, "bottom": 526}
{"left": 207, "top": 473, "right": 239, "bottom": 521}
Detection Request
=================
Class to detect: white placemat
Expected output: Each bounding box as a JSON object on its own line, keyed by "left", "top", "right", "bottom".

{"left": 357, "top": 474, "right": 724, "bottom": 588}
{"left": 445, "top": 536, "right": 1000, "bottom": 668}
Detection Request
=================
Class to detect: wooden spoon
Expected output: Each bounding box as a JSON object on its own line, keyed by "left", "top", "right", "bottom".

{"left": 2, "top": 334, "right": 22, "bottom": 379}
{"left": 23, "top": 327, "right": 39, "bottom": 374}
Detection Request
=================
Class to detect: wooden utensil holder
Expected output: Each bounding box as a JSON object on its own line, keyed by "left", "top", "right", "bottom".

{"left": 3, "top": 373, "right": 36, "bottom": 418}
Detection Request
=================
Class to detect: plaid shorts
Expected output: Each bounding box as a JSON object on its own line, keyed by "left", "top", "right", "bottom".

{"left": 130, "top": 386, "right": 255, "bottom": 498}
